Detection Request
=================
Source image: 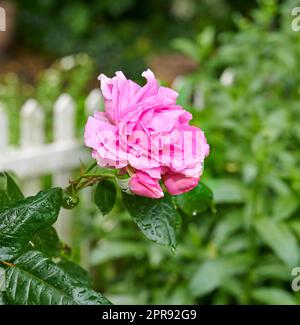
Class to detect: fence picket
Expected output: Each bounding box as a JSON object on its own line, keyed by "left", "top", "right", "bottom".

{"left": 53, "top": 94, "right": 76, "bottom": 245}
{"left": 54, "top": 93, "right": 75, "bottom": 141}
{"left": 20, "top": 99, "right": 44, "bottom": 195}
{"left": 21, "top": 99, "right": 44, "bottom": 147}
{"left": 85, "top": 88, "right": 103, "bottom": 115}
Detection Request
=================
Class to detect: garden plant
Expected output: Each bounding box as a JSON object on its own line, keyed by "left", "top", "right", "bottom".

{"left": 1, "top": 0, "right": 300, "bottom": 306}
{"left": 0, "top": 70, "right": 213, "bottom": 304}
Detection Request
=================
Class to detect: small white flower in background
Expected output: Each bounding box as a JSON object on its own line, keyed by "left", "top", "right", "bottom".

{"left": 44, "top": 68, "right": 60, "bottom": 85}
{"left": 220, "top": 68, "right": 235, "bottom": 87}
{"left": 76, "top": 53, "right": 92, "bottom": 66}
{"left": 59, "top": 55, "right": 77, "bottom": 71}
{"left": 171, "top": 0, "right": 196, "bottom": 20}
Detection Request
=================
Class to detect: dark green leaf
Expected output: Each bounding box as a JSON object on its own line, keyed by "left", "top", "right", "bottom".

{"left": 205, "top": 179, "right": 246, "bottom": 204}
{"left": 189, "top": 254, "right": 253, "bottom": 297}
{"left": 251, "top": 263, "right": 290, "bottom": 282}
{"left": 0, "top": 172, "right": 24, "bottom": 208}
{"left": 251, "top": 288, "right": 297, "bottom": 305}
{"left": 57, "top": 258, "right": 92, "bottom": 288}
{"left": 31, "top": 227, "right": 61, "bottom": 257}
{"left": 189, "top": 259, "right": 223, "bottom": 297}
{"left": 0, "top": 173, "right": 7, "bottom": 191}
{"left": 94, "top": 180, "right": 116, "bottom": 215}
{"left": 175, "top": 182, "right": 213, "bottom": 216}
{"left": 62, "top": 190, "right": 79, "bottom": 209}
{"left": 290, "top": 221, "right": 300, "bottom": 240}
{"left": 211, "top": 211, "right": 243, "bottom": 249}
{"left": 0, "top": 266, "right": 5, "bottom": 304}
{"left": 221, "top": 235, "right": 250, "bottom": 254}
{"left": 3, "top": 251, "right": 111, "bottom": 305}
{"left": 254, "top": 218, "right": 299, "bottom": 268}
{"left": 91, "top": 240, "right": 146, "bottom": 265}
{"left": 0, "top": 292, "right": 7, "bottom": 305}
{"left": 273, "top": 195, "right": 298, "bottom": 221}
{"left": 220, "top": 278, "right": 246, "bottom": 304}
{"left": 123, "top": 193, "right": 181, "bottom": 247}
{"left": 0, "top": 188, "right": 63, "bottom": 261}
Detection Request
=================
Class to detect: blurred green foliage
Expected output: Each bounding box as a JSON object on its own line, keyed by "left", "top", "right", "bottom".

{"left": 15, "top": 0, "right": 255, "bottom": 78}
{"left": 78, "top": 0, "right": 300, "bottom": 304}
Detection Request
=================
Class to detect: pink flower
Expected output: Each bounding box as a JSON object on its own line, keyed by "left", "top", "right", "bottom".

{"left": 84, "top": 69, "right": 209, "bottom": 198}
{"left": 129, "top": 171, "right": 164, "bottom": 199}
{"left": 163, "top": 172, "right": 199, "bottom": 196}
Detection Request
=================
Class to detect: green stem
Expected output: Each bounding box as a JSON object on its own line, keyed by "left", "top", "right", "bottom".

{"left": 85, "top": 162, "right": 97, "bottom": 173}
{"left": 0, "top": 260, "right": 14, "bottom": 267}
{"left": 64, "top": 162, "right": 114, "bottom": 195}
{"left": 80, "top": 173, "right": 115, "bottom": 178}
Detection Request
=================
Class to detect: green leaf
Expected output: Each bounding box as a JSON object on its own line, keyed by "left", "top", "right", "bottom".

{"left": 254, "top": 218, "right": 299, "bottom": 268}
{"left": 62, "top": 190, "right": 79, "bottom": 210}
{"left": 0, "top": 188, "right": 63, "bottom": 261}
{"left": 31, "top": 227, "right": 61, "bottom": 258}
{"left": 3, "top": 251, "right": 111, "bottom": 305}
{"left": 220, "top": 278, "right": 246, "bottom": 304}
{"left": 57, "top": 258, "right": 91, "bottom": 288}
{"left": 251, "top": 288, "right": 297, "bottom": 305}
{"left": 0, "top": 172, "right": 24, "bottom": 208}
{"left": 123, "top": 193, "right": 182, "bottom": 247}
{"left": 91, "top": 240, "right": 146, "bottom": 265}
{"left": 273, "top": 195, "right": 298, "bottom": 221}
{"left": 189, "top": 259, "right": 223, "bottom": 298}
{"left": 0, "top": 265, "right": 6, "bottom": 304}
{"left": 205, "top": 179, "right": 246, "bottom": 204}
{"left": 175, "top": 182, "right": 213, "bottom": 216}
{"left": 221, "top": 235, "right": 249, "bottom": 254}
{"left": 0, "top": 173, "right": 7, "bottom": 191}
{"left": 189, "top": 254, "right": 253, "bottom": 297}
{"left": 94, "top": 180, "right": 116, "bottom": 215}
{"left": 211, "top": 211, "right": 242, "bottom": 248}
{"left": 290, "top": 221, "right": 300, "bottom": 240}
{"left": 0, "top": 292, "right": 7, "bottom": 305}
{"left": 171, "top": 38, "right": 199, "bottom": 61}
{"left": 251, "top": 263, "right": 290, "bottom": 282}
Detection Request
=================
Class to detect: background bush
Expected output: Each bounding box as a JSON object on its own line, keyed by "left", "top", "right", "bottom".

{"left": 82, "top": 0, "right": 300, "bottom": 304}
{"left": 15, "top": 0, "right": 256, "bottom": 77}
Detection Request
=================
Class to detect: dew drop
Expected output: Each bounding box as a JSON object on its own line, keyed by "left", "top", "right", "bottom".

{"left": 192, "top": 211, "right": 197, "bottom": 216}
{"left": 62, "top": 190, "right": 79, "bottom": 209}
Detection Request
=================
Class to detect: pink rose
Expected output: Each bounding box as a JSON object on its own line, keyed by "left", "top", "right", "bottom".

{"left": 129, "top": 171, "right": 164, "bottom": 199}
{"left": 163, "top": 172, "right": 199, "bottom": 196}
{"left": 84, "top": 69, "right": 209, "bottom": 198}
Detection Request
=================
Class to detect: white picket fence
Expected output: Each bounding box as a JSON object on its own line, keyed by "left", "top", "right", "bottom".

{"left": 0, "top": 89, "right": 104, "bottom": 246}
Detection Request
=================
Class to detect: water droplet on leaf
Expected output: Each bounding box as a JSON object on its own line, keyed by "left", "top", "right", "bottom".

{"left": 62, "top": 190, "right": 79, "bottom": 209}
